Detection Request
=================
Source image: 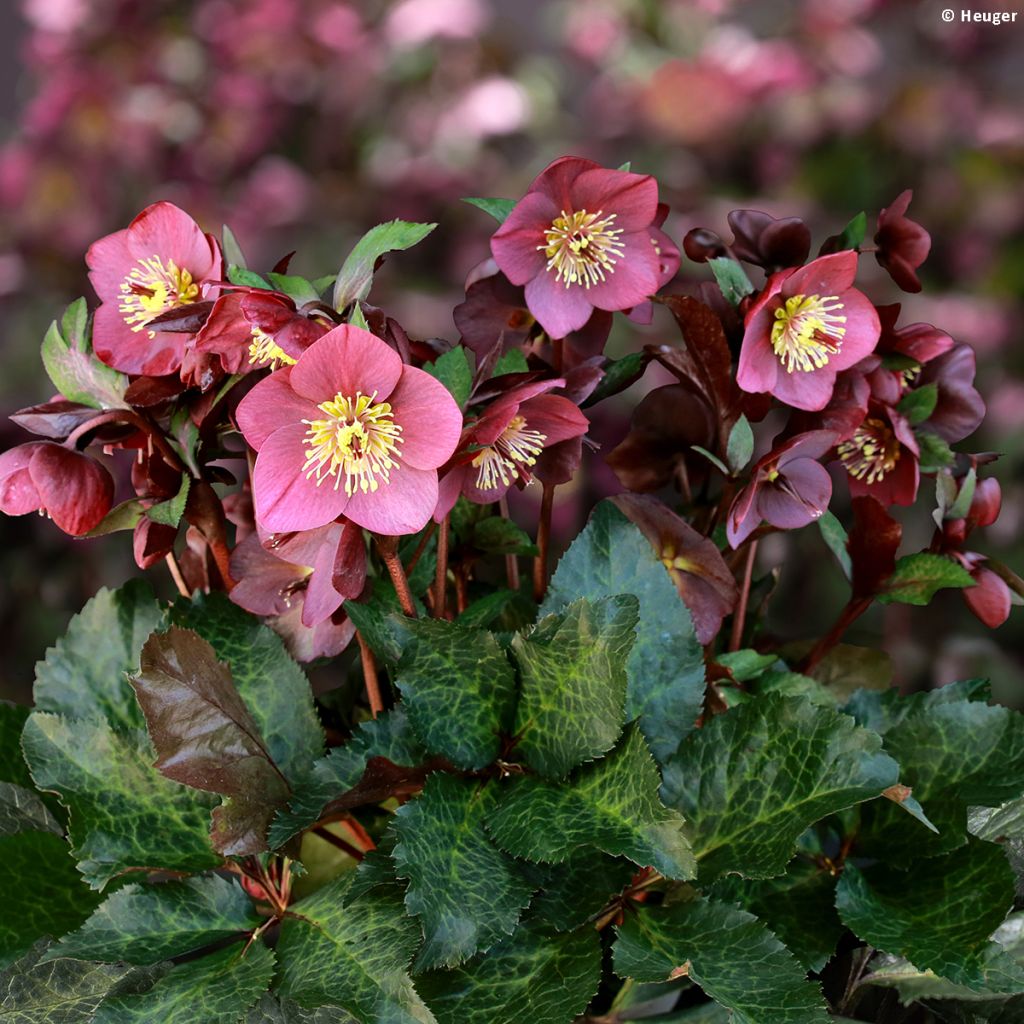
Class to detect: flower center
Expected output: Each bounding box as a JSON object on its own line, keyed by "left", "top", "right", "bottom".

{"left": 539, "top": 209, "right": 625, "bottom": 289}
{"left": 472, "top": 414, "right": 547, "bottom": 491}
{"left": 837, "top": 417, "right": 900, "bottom": 484}
{"left": 302, "top": 391, "right": 403, "bottom": 497}
{"left": 118, "top": 255, "right": 200, "bottom": 335}
{"left": 770, "top": 293, "right": 847, "bottom": 373}
{"left": 249, "top": 327, "right": 296, "bottom": 370}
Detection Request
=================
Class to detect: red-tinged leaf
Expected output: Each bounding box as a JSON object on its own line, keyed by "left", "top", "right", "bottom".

{"left": 124, "top": 374, "right": 188, "bottom": 407}
{"left": 146, "top": 300, "right": 216, "bottom": 333}
{"left": 10, "top": 400, "right": 99, "bottom": 440}
{"left": 849, "top": 497, "right": 901, "bottom": 599}
{"left": 655, "top": 295, "right": 733, "bottom": 416}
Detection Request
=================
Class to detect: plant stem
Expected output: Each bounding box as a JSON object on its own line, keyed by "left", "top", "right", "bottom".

{"left": 728, "top": 539, "right": 758, "bottom": 652}
{"left": 376, "top": 536, "right": 417, "bottom": 617}
{"left": 533, "top": 482, "right": 555, "bottom": 603}
{"left": 434, "top": 514, "right": 449, "bottom": 619}
{"left": 356, "top": 630, "right": 383, "bottom": 718}
{"left": 164, "top": 551, "right": 190, "bottom": 598}
{"left": 499, "top": 496, "right": 520, "bottom": 592}
{"left": 800, "top": 597, "right": 871, "bottom": 674}
{"left": 312, "top": 826, "right": 365, "bottom": 862}
{"left": 404, "top": 520, "right": 436, "bottom": 575}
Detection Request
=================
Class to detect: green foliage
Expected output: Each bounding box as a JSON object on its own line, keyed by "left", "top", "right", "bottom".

{"left": 462, "top": 197, "right": 516, "bottom": 222}
{"left": 877, "top": 553, "right": 977, "bottom": 605}
{"left": 707, "top": 257, "right": 755, "bottom": 305}
{"left": 582, "top": 352, "right": 646, "bottom": 407}
{"left": 725, "top": 414, "right": 754, "bottom": 473}
{"left": 424, "top": 348, "right": 472, "bottom": 408}
{"left": 332, "top": 220, "right": 437, "bottom": 310}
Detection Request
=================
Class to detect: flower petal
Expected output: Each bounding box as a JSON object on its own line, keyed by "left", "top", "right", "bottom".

{"left": 236, "top": 367, "right": 322, "bottom": 451}
{"left": 586, "top": 231, "right": 661, "bottom": 311}
{"left": 759, "top": 460, "right": 832, "bottom": 529}
{"left": 289, "top": 325, "right": 403, "bottom": 404}
{"left": 29, "top": 445, "right": 114, "bottom": 536}
{"left": 524, "top": 270, "right": 595, "bottom": 339}
{"left": 771, "top": 363, "right": 839, "bottom": 412}
{"left": 828, "top": 290, "right": 880, "bottom": 372}
{"left": 124, "top": 202, "right": 219, "bottom": 280}
{"left": 569, "top": 168, "right": 659, "bottom": 233}
{"left": 782, "top": 251, "right": 858, "bottom": 298}
{"left": 343, "top": 464, "right": 438, "bottom": 536}
{"left": 0, "top": 443, "right": 43, "bottom": 515}
{"left": 92, "top": 302, "right": 185, "bottom": 376}
{"left": 490, "top": 190, "right": 559, "bottom": 285}
{"left": 736, "top": 304, "right": 780, "bottom": 395}
{"left": 386, "top": 365, "right": 464, "bottom": 470}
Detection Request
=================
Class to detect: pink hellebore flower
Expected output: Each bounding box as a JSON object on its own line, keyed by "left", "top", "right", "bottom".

{"left": 737, "top": 251, "right": 880, "bottom": 412}
{"left": 87, "top": 202, "right": 223, "bottom": 376}
{"left": 490, "top": 157, "right": 673, "bottom": 339}
{"left": 236, "top": 325, "right": 462, "bottom": 536}
{"left": 836, "top": 404, "right": 920, "bottom": 508}
{"left": 0, "top": 441, "right": 113, "bottom": 535}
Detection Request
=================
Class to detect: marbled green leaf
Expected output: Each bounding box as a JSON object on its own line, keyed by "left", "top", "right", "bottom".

{"left": 541, "top": 502, "right": 705, "bottom": 764}
{"left": 0, "top": 782, "right": 61, "bottom": 838}
{"left": 392, "top": 774, "right": 533, "bottom": 970}
{"left": 513, "top": 596, "right": 637, "bottom": 779}
{"left": 0, "top": 832, "right": 102, "bottom": 964}
{"left": 245, "top": 994, "right": 356, "bottom": 1023}
{"left": 276, "top": 876, "right": 436, "bottom": 1024}
{"left": 525, "top": 850, "right": 636, "bottom": 932}
{"left": 92, "top": 942, "right": 274, "bottom": 1024}
{"left": 48, "top": 874, "right": 260, "bottom": 965}
{"left": 269, "top": 710, "right": 427, "bottom": 849}
{"left": 416, "top": 923, "right": 602, "bottom": 1024}
{"left": 661, "top": 695, "right": 898, "bottom": 879}
{"left": 395, "top": 620, "right": 516, "bottom": 771}
{"left": 836, "top": 839, "right": 1024, "bottom": 991}
{"left": 613, "top": 897, "right": 829, "bottom": 1024}
{"left": 488, "top": 724, "right": 696, "bottom": 880}
{"left": 21, "top": 713, "right": 219, "bottom": 889}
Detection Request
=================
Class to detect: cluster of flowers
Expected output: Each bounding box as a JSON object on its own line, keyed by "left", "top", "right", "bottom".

{"left": 0, "top": 156, "right": 1015, "bottom": 662}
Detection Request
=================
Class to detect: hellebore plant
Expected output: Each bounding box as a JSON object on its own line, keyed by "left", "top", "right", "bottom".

{"left": 1, "top": 164, "right": 1023, "bottom": 1024}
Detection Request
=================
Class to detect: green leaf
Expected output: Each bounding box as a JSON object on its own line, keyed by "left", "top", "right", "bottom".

{"left": 0, "top": 703, "right": 31, "bottom": 790}
{"left": 714, "top": 649, "right": 777, "bottom": 683}
{"left": 487, "top": 723, "right": 696, "bottom": 880}
{"left": 471, "top": 517, "right": 537, "bottom": 556}
{"left": 833, "top": 211, "right": 867, "bottom": 251}
{"left": 222, "top": 225, "right": 247, "bottom": 269}
{"left": 348, "top": 302, "right": 370, "bottom": 330}
{"left": 246, "top": 994, "right": 356, "bottom": 1023}
{"left": 33, "top": 580, "right": 165, "bottom": 733}
{"left": 343, "top": 595, "right": 418, "bottom": 668}
{"left": 660, "top": 695, "right": 898, "bottom": 880}
{"left": 84, "top": 499, "right": 146, "bottom": 537}
{"left": 417, "top": 923, "right": 602, "bottom": 1024}
{"left": 462, "top": 198, "right": 516, "bottom": 223}
{"left": 146, "top": 474, "right": 190, "bottom": 528}
{"left": 492, "top": 350, "right": 529, "bottom": 376}
{"left": 877, "top": 552, "right": 976, "bottom": 605}
{"left": 0, "top": 781, "right": 61, "bottom": 837}
{"left": 691, "top": 446, "right": 730, "bottom": 476}
{"left": 525, "top": 851, "right": 636, "bottom": 932}
{"left": 170, "top": 592, "right": 324, "bottom": 783}
{"left": 836, "top": 840, "right": 1024, "bottom": 991}
{"left": 48, "top": 874, "right": 260, "bottom": 965}
{"left": 131, "top": 627, "right": 291, "bottom": 856}
{"left": 395, "top": 619, "right": 516, "bottom": 771}
{"left": 0, "top": 831, "right": 103, "bottom": 963}
{"left": 948, "top": 466, "right": 978, "bottom": 521}
{"left": 269, "top": 709, "right": 426, "bottom": 849}
{"left": 393, "top": 775, "right": 533, "bottom": 969}
{"left": 40, "top": 300, "right": 128, "bottom": 410}
{"left": 424, "top": 348, "right": 472, "bottom": 408}
{"left": 817, "top": 510, "right": 852, "bottom": 579}
{"left": 542, "top": 502, "right": 705, "bottom": 765}
{"left": 275, "top": 876, "right": 436, "bottom": 1023}
{"left": 333, "top": 220, "right": 437, "bottom": 311}
{"left": 581, "top": 352, "right": 646, "bottom": 408}
{"left": 707, "top": 258, "right": 755, "bottom": 306}
{"left": 725, "top": 415, "right": 754, "bottom": 474}
{"left": 897, "top": 382, "right": 939, "bottom": 425}
{"left": 613, "top": 897, "right": 829, "bottom": 1023}
{"left": 92, "top": 943, "right": 275, "bottom": 1024}
{"left": 266, "top": 272, "right": 320, "bottom": 306}
{"left": 917, "top": 430, "right": 956, "bottom": 473}
{"left": 228, "top": 266, "right": 271, "bottom": 289}
{"left": 21, "top": 713, "right": 219, "bottom": 889}
{"left": 513, "top": 596, "right": 637, "bottom": 779}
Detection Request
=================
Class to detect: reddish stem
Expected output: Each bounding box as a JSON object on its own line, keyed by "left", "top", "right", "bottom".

{"left": 800, "top": 597, "right": 872, "bottom": 674}
{"left": 434, "top": 514, "right": 450, "bottom": 619}
{"left": 499, "top": 496, "right": 520, "bottom": 592}
{"left": 164, "top": 552, "right": 190, "bottom": 598}
{"left": 376, "top": 536, "right": 418, "bottom": 617}
{"left": 533, "top": 482, "right": 555, "bottom": 603}
{"left": 728, "top": 540, "right": 758, "bottom": 652}
{"left": 312, "top": 826, "right": 365, "bottom": 862}
{"left": 356, "top": 630, "right": 383, "bottom": 718}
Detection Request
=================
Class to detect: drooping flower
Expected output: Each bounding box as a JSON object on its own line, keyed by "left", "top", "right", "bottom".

{"left": 836, "top": 403, "right": 920, "bottom": 507}
{"left": 236, "top": 325, "right": 462, "bottom": 536}
{"left": 736, "top": 251, "right": 880, "bottom": 412}
{"left": 874, "top": 190, "right": 931, "bottom": 293}
{"left": 434, "top": 379, "right": 589, "bottom": 518}
{"left": 87, "top": 202, "right": 222, "bottom": 376}
{"left": 490, "top": 157, "right": 673, "bottom": 339}
{"left": 726, "top": 431, "right": 836, "bottom": 548}
{"left": 0, "top": 442, "right": 113, "bottom": 535}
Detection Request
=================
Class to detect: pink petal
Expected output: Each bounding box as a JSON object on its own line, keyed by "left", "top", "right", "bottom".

{"left": 528, "top": 156, "right": 601, "bottom": 208}
{"left": 125, "top": 202, "right": 218, "bottom": 280}
{"left": 783, "top": 251, "right": 858, "bottom": 298}
{"left": 434, "top": 465, "right": 469, "bottom": 522}
{"left": 519, "top": 394, "right": 589, "bottom": 446}
{"left": 771, "top": 363, "right": 839, "bottom": 412}
{"left": 726, "top": 483, "right": 760, "bottom": 548}
{"left": 828, "top": 290, "right": 881, "bottom": 371}
{"left": 236, "top": 367, "right": 321, "bottom": 451}
{"left": 333, "top": 520, "right": 368, "bottom": 600}
{"left": 290, "top": 325, "right": 403, "bottom": 404}
{"left": 30, "top": 445, "right": 114, "bottom": 536}
{"left": 964, "top": 566, "right": 1011, "bottom": 629}
{"left": 569, "top": 168, "right": 659, "bottom": 233}
{"left": 490, "top": 190, "right": 559, "bottom": 285}
{"left": 760, "top": 460, "right": 832, "bottom": 529}
{"left": 0, "top": 444, "right": 43, "bottom": 515}
{"left": 194, "top": 294, "right": 251, "bottom": 374}
{"left": 302, "top": 529, "right": 347, "bottom": 627}
{"left": 524, "top": 270, "right": 595, "bottom": 339}
{"left": 386, "top": 365, "right": 464, "bottom": 470}
{"left": 736, "top": 305, "right": 780, "bottom": 395}
{"left": 92, "top": 302, "right": 184, "bottom": 376}
{"left": 343, "top": 464, "right": 439, "bottom": 536}
{"left": 894, "top": 322, "right": 953, "bottom": 364}
{"left": 86, "top": 228, "right": 133, "bottom": 300}
{"left": 252, "top": 423, "right": 350, "bottom": 533}
{"left": 585, "top": 231, "right": 661, "bottom": 311}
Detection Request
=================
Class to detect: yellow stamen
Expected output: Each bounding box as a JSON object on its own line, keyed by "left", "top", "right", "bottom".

{"left": 771, "top": 293, "right": 847, "bottom": 373}
{"left": 472, "top": 414, "right": 547, "bottom": 490}
{"left": 302, "top": 391, "right": 403, "bottom": 497}
{"left": 118, "top": 254, "right": 200, "bottom": 336}
{"left": 837, "top": 417, "right": 900, "bottom": 484}
{"left": 539, "top": 209, "right": 625, "bottom": 289}
{"left": 248, "top": 327, "right": 296, "bottom": 370}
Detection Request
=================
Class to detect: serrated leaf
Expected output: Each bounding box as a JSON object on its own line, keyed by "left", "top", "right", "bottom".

{"left": 582, "top": 352, "right": 645, "bottom": 408}
{"left": 333, "top": 220, "right": 436, "bottom": 311}
{"left": 0, "top": 831, "right": 103, "bottom": 963}
{"left": 660, "top": 695, "right": 898, "bottom": 880}
{"left": 21, "top": 713, "right": 219, "bottom": 889}
{"left": 542, "top": 502, "right": 705, "bottom": 764}
{"left": 715, "top": 649, "right": 778, "bottom": 683}
{"left": 707, "top": 258, "right": 755, "bottom": 306}
{"left": 817, "top": 510, "right": 852, "bottom": 579}
{"left": 131, "top": 628, "right": 291, "bottom": 856}
{"left": 40, "top": 300, "right": 128, "bottom": 410}
{"left": 417, "top": 923, "right": 602, "bottom": 1024}
{"left": 246, "top": 994, "right": 357, "bottom": 1023}
{"left": 917, "top": 430, "right": 956, "bottom": 473}
{"left": 492, "top": 350, "right": 529, "bottom": 376}
{"left": 878, "top": 553, "right": 976, "bottom": 605}
{"left": 392, "top": 775, "right": 533, "bottom": 970}
{"left": 513, "top": 596, "right": 637, "bottom": 779}
{"left": 897, "top": 382, "right": 939, "bottom": 425}
{"left": 228, "top": 266, "right": 271, "bottom": 289}
{"left": 462, "top": 197, "right": 516, "bottom": 223}
{"left": 0, "top": 781, "right": 61, "bottom": 837}
{"left": 343, "top": 593, "right": 418, "bottom": 667}
{"left": 725, "top": 415, "right": 754, "bottom": 473}
{"left": 525, "top": 850, "right": 636, "bottom": 932}
{"left": 471, "top": 517, "right": 537, "bottom": 556}
{"left": 33, "top": 580, "right": 165, "bottom": 733}
{"left": 613, "top": 897, "right": 829, "bottom": 1024}
{"left": 48, "top": 874, "right": 260, "bottom": 965}
{"left": 488, "top": 723, "right": 696, "bottom": 879}
{"left": 836, "top": 840, "right": 1024, "bottom": 991}
{"left": 92, "top": 942, "right": 275, "bottom": 1024}
{"left": 145, "top": 475, "right": 190, "bottom": 528}
{"left": 424, "top": 348, "right": 472, "bottom": 408}
{"left": 276, "top": 876, "right": 436, "bottom": 1023}
{"left": 394, "top": 620, "right": 515, "bottom": 771}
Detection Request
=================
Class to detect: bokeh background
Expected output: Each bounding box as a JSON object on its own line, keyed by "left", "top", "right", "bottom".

{"left": 1, "top": 0, "right": 1021, "bottom": 703}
